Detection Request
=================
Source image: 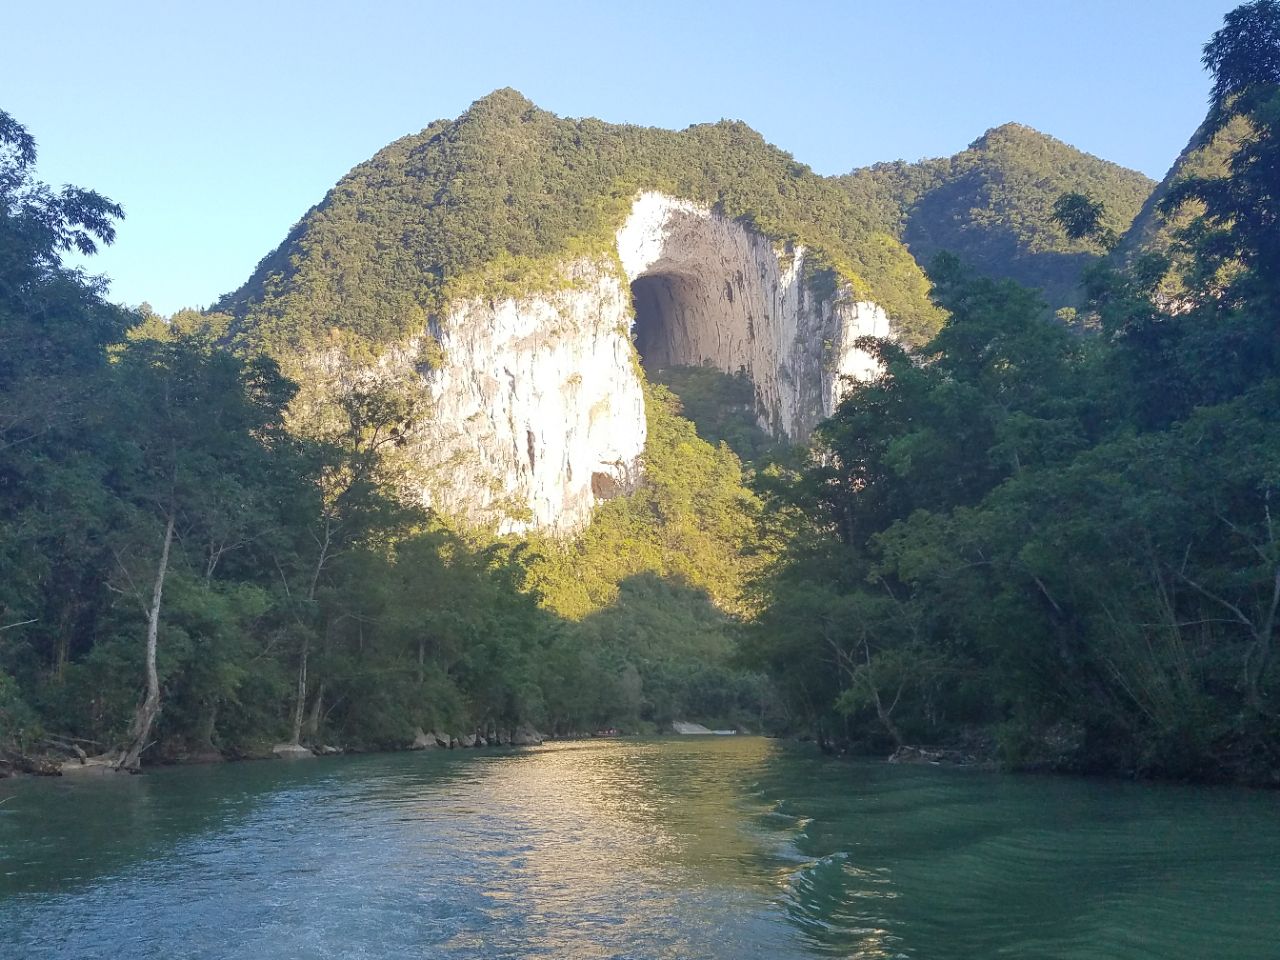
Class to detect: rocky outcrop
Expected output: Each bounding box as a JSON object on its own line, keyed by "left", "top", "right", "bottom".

{"left": 338, "top": 192, "right": 891, "bottom": 535}
{"left": 511, "top": 724, "right": 544, "bottom": 746}
{"left": 887, "top": 740, "right": 996, "bottom": 768}
{"left": 271, "top": 743, "right": 314, "bottom": 760}
{"left": 59, "top": 756, "right": 123, "bottom": 776}
{"left": 671, "top": 721, "right": 714, "bottom": 735}
{"left": 620, "top": 192, "right": 889, "bottom": 438}
{"left": 411, "top": 728, "right": 439, "bottom": 750}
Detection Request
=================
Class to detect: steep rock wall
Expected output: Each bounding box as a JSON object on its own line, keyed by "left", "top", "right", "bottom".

{"left": 384, "top": 193, "right": 891, "bottom": 535}
{"left": 410, "top": 262, "right": 645, "bottom": 536}
{"left": 619, "top": 192, "right": 889, "bottom": 438}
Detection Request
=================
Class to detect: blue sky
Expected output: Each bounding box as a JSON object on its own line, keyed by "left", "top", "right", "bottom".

{"left": 3, "top": 0, "right": 1238, "bottom": 314}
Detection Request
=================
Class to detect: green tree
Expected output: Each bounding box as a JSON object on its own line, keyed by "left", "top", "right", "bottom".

{"left": 1203, "top": 0, "right": 1280, "bottom": 113}
{"left": 0, "top": 110, "right": 129, "bottom": 756}
{"left": 1052, "top": 192, "right": 1119, "bottom": 251}
{"left": 103, "top": 327, "right": 296, "bottom": 767}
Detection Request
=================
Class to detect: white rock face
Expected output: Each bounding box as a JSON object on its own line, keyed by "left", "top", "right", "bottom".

{"left": 619, "top": 191, "right": 889, "bottom": 437}
{"left": 415, "top": 261, "right": 645, "bottom": 535}
{"left": 271, "top": 743, "right": 314, "bottom": 760}
{"left": 330, "top": 193, "right": 891, "bottom": 535}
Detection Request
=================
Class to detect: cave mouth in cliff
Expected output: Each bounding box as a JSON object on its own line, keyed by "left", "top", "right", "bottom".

{"left": 631, "top": 272, "right": 702, "bottom": 372}
{"left": 630, "top": 269, "right": 775, "bottom": 465}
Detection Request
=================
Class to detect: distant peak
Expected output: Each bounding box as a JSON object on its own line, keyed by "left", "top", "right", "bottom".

{"left": 465, "top": 88, "right": 538, "bottom": 119}
{"left": 969, "top": 122, "right": 1055, "bottom": 150}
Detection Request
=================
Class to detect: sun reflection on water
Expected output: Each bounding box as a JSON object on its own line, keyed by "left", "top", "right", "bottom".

{"left": 5, "top": 738, "right": 1279, "bottom": 960}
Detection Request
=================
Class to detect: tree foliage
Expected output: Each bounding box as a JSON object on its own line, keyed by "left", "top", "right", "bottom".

{"left": 1204, "top": 0, "right": 1280, "bottom": 111}
{"left": 747, "top": 4, "right": 1280, "bottom": 783}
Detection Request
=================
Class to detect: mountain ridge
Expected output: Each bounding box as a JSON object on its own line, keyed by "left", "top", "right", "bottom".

{"left": 838, "top": 121, "right": 1155, "bottom": 311}
{"left": 218, "top": 88, "right": 942, "bottom": 356}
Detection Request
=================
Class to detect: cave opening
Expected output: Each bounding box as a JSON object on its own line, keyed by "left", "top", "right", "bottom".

{"left": 630, "top": 273, "right": 686, "bottom": 372}
{"left": 629, "top": 270, "right": 775, "bottom": 464}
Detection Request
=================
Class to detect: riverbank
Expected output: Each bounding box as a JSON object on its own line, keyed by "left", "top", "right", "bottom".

{"left": 0, "top": 722, "right": 552, "bottom": 780}
{"left": 1, "top": 716, "right": 771, "bottom": 780}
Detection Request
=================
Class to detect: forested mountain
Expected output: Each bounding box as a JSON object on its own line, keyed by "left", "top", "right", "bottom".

{"left": 218, "top": 87, "right": 940, "bottom": 353}
{"left": 1115, "top": 113, "right": 1254, "bottom": 299}
{"left": 0, "top": 109, "right": 775, "bottom": 769}
{"left": 839, "top": 124, "right": 1155, "bottom": 313}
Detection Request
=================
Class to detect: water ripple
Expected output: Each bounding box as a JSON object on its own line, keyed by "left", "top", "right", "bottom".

{"left": 1, "top": 740, "right": 1278, "bottom": 959}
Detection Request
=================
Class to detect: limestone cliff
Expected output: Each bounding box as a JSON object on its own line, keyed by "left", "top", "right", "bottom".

{"left": 221, "top": 91, "right": 935, "bottom": 535}
{"left": 354, "top": 192, "right": 890, "bottom": 535}
{"left": 620, "top": 193, "right": 889, "bottom": 440}
{"left": 407, "top": 260, "right": 644, "bottom": 535}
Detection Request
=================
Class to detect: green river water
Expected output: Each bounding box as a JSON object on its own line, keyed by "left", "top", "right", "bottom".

{"left": 1, "top": 737, "right": 1277, "bottom": 959}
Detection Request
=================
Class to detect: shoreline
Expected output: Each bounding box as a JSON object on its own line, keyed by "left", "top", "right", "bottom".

{"left": 6, "top": 734, "right": 1279, "bottom": 792}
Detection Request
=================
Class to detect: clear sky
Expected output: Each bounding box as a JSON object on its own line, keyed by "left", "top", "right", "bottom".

{"left": 3, "top": 0, "right": 1238, "bottom": 315}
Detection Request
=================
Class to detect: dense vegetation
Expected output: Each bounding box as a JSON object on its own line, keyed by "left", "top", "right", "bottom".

{"left": 1115, "top": 113, "right": 1254, "bottom": 300}
{"left": 749, "top": 1, "right": 1280, "bottom": 783}
{"left": 0, "top": 116, "right": 773, "bottom": 768}
{"left": 218, "top": 89, "right": 943, "bottom": 354}
{"left": 840, "top": 124, "right": 1154, "bottom": 314}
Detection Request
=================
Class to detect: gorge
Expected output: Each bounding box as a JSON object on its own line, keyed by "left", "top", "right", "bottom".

{"left": 8, "top": 4, "right": 1280, "bottom": 957}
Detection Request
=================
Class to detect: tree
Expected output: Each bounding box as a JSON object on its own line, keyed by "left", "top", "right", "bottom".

{"left": 1052, "top": 192, "right": 1119, "bottom": 251}
{"left": 272, "top": 363, "right": 429, "bottom": 747}
{"left": 1146, "top": 1, "right": 1280, "bottom": 404}
{"left": 0, "top": 109, "right": 128, "bottom": 453}
{"left": 0, "top": 109, "right": 121, "bottom": 276}
{"left": 1203, "top": 0, "right": 1280, "bottom": 115}
{"left": 0, "top": 110, "right": 128, "bottom": 758}
{"left": 105, "top": 328, "right": 296, "bottom": 768}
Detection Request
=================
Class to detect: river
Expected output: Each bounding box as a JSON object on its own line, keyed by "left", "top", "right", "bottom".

{"left": 1, "top": 738, "right": 1277, "bottom": 958}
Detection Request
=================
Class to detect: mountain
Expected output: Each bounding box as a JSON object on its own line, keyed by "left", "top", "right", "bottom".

{"left": 219, "top": 88, "right": 940, "bottom": 353}
{"left": 216, "top": 94, "right": 1152, "bottom": 537}
{"left": 839, "top": 123, "right": 1156, "bottom": 311}
{"left": 1115, "top": 112, "right": 1253, "bottom": 295}
{"left": 218, "top": 89, "right": 944, "bottom": 535}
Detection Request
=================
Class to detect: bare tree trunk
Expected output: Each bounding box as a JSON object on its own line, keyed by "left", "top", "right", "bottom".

{"left": 54, "top": 631, "right": 68, "bottom": 682}
{"left": 196, "top": 700, "right": 218, "bottom": 749}
{"left": 1246, "top": 566, "right": 1280, "bottom": 711}
{"left": 306, "top": 682, "right": 325, "bottom": 739}
{"left": 290, "top": 638, "right": 308, "bottom": 745}
{"left": 118, "top": 512, "right": 175, "bottom": 771}
{"left": 863, "top": 638, "right": 905, "bottom": 749}
{"left": 285, "top": 516, "right": 333, "bottom": 747}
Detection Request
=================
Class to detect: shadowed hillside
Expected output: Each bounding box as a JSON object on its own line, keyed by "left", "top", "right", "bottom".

{"left": 839, "top": 123, "right": 1154, "bottom": 311}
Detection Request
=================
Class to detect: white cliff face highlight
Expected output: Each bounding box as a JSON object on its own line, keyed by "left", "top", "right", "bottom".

{"left": 618, "top": 192, "right": 889, "bottom": 436}
{"left": 352, "top": 193, "right": 891, "bottom": 535}
{"left": 414, "top": 263, "right": 645, "bottom": 536}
